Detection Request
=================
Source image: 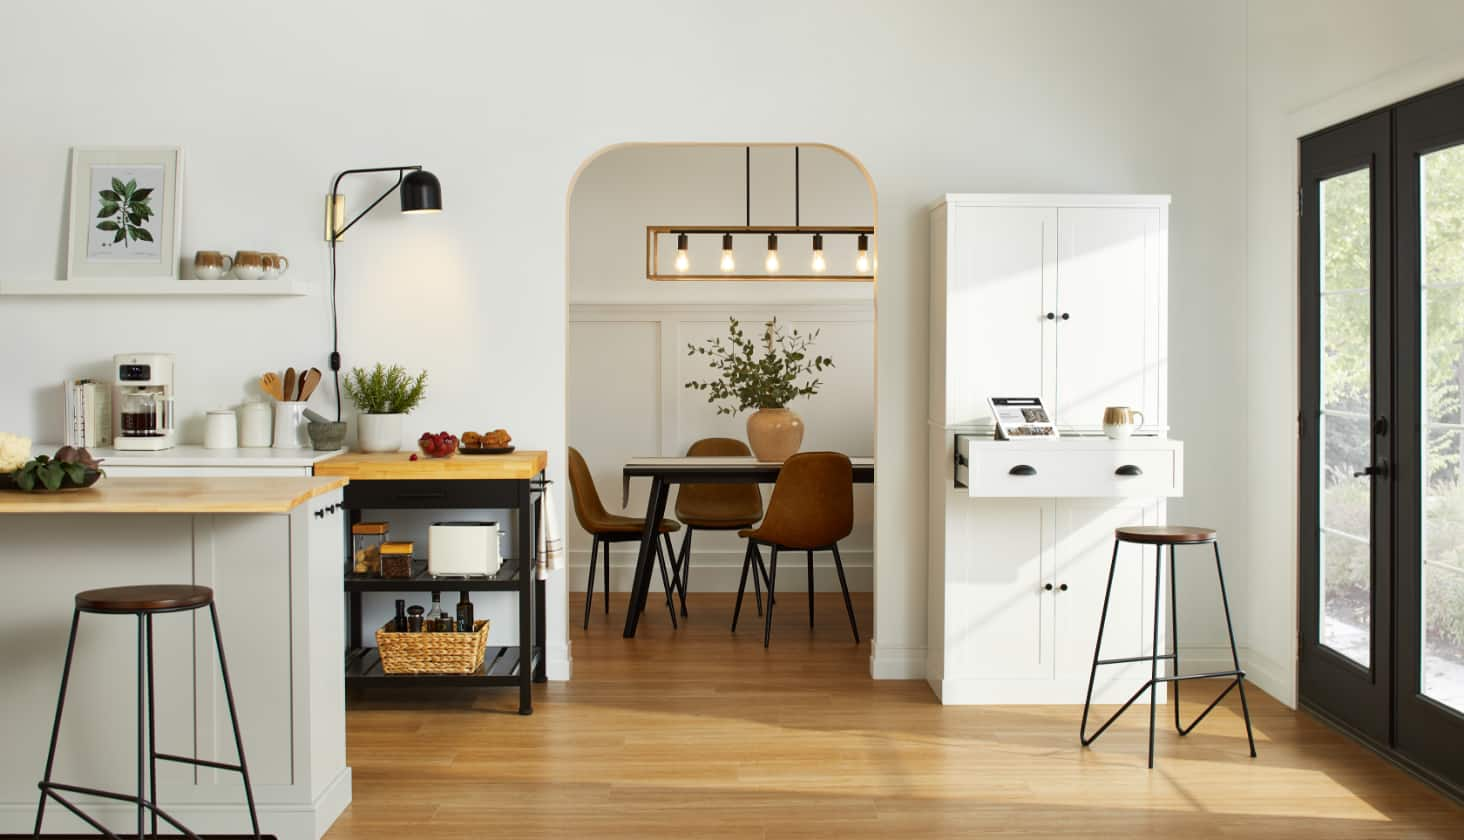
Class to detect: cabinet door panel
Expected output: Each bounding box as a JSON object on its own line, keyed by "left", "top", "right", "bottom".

{"left": 1055, "top": 207, "right": 1162, "bottom": 428}
{"left": 947, "top": 205, "right": 1057, "bottom": 425}
{"left": 945, "top": 498, "right": 1055, "bottom": 681}
{"left": 1056, "top": 500, "right": 1160, "bottom": 699}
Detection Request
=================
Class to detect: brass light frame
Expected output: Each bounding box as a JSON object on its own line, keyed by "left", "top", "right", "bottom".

{"left": 646, "top": 225, "right": 876, "bottom": 282}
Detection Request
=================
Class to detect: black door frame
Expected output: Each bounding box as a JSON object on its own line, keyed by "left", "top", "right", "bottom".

{"left": 1299, "top": 77, "right": 1464, "bottom": 800}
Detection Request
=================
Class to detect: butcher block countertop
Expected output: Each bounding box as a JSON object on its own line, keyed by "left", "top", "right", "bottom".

{"left": 314, "top": 450, "right": 548, "bottom": 481}
{"left": 0, "top": 476, "right": 348, "bottom": 514}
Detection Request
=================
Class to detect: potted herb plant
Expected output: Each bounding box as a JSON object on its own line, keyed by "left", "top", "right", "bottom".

{"left": 684, "top": 318, "right": 833, "bottom": 462}
{"left": 342, "top": 364, "right": 428, "bottom": 453}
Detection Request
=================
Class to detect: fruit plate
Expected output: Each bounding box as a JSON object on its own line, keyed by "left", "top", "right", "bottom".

{"left": 460, "top": 446, "right": 515, "bottom": 456}
{"left": 0, "top": 469, "right": 105, "bottom": 493}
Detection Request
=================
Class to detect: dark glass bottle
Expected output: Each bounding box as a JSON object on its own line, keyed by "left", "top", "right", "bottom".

{"left": 456, "top": 591, "right": 475, "bottom": 632}
{"left": 406, "top": 605, "right": 425, "bottom": 633}
{"left": 394, "top": 599, "right": 408, "bottom": 632}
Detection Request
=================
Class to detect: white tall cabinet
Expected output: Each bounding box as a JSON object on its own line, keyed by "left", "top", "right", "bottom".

{"left": 928, "top": 194, "right": 1183, "bottom": 704}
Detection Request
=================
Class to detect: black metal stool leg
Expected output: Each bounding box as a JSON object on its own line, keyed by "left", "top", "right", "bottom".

{"left": 763, "top": 546, "right": 780, "bottom": 648}
{"left": 831, "top": 543, "right": 860, "bottom": 643}
{"left": 1080, "top": 541, "right": 1122, "bottom": 746}
{"left": 603, "top": 538, "right": 611, "bottom": 615}
{"left": 35, "top": 609, "right": 82, "bottom": 838}
{"left": 209, "top": 604, "right": 262, "bottom": 839}
{"left": 807, "top": 550, "right": 815, "bottom": 628}
{"left": 146, "top": 613, "right": 159, "bottom": 839}
{"left": 584, "top": 536, "right": 599, "bottom": 629}
{"left": 1147, "top": 544, "right": 1162, "bottom": 769}
{"left": 136, "top": 613, "right": 146, "bottom": 840}
{"left": 1215, "top": 541, "right": 1258, "bottom": 758}
{"left": 664, "top": 531, "right": 687, "bottom": 616}
{"left": 1170, "top": 544, "right": 1183, "bottom": 735}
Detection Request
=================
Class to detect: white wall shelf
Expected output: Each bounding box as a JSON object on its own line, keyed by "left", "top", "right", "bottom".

{"left": 0, "top": 275, "right": 311, "bottom": 296}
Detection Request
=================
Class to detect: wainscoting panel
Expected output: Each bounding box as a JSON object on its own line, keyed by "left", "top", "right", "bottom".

{"left": 569, "top": 302, "right": 875, "bottom": 592}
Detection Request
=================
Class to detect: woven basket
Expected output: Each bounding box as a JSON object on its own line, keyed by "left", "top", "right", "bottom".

{"left": 375, "top": 620, "right": 490, "bottom": 675}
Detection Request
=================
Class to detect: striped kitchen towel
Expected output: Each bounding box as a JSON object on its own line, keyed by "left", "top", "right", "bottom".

{"left": 537, "top": 485, "right": 564, "bottom": 580}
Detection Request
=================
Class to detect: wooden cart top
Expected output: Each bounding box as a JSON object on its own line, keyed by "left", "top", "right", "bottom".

{"left": 314, "top": 450, "right": 548, "bottom": 481}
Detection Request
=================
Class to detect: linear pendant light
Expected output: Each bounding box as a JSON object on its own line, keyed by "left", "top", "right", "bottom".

{"left": 645, "top": 145, "right": 874, "bottom": 281}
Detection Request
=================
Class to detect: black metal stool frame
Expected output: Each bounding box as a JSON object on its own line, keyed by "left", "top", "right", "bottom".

{"left": 1079, "top": 536, "right": 1258, "bottom": 769}
{"left": 34, "top": 600, "right": 261, "bottom": 840}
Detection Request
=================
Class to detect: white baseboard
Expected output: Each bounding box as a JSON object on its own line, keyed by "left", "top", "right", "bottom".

{"left": 547, "top": 641, "right": 572, "bottom": 681}
{"left": 7, "top": 766, "right": 352, "bottom": 840}
{"left": 931, "top": 676, "right": 1169, "bottom": 705}
{"left": 1176, "top": 643, "right": 1294, "bottom": 707}
{"left": 870, "top": 637, "right": 926, "bottom": 679}
{"left": 567, "top": 548, "right": 872, "bottom": 593}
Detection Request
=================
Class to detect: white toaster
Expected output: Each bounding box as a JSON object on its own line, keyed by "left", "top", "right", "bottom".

{"left": 428, "top": 521, "right": 503, "bottom": 578}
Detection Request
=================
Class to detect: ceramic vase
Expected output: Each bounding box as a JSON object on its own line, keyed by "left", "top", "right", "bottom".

{"left": 357, "top": 413, "right": 403, "bottom": 453}
{"left": 746, "top": 407, "right": 804, "bottom": 462}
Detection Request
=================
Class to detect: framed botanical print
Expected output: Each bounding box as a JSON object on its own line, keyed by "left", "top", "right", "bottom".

{"left": 64, "top": 146, "right": 183, "bottom": 286}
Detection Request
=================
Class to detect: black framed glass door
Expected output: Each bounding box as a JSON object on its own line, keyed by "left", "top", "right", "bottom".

{"left": 1300, "top": 79, "right": 1464, "bottom": 798}
{"left": 1395, "top": 80, "right": 1464, "bottom": 786}
{"left": 1300, "top": 110, "right": 1393, "bottom": 745}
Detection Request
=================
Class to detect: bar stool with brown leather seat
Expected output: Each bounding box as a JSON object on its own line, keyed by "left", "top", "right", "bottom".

{"left": 34, "top": 584, "right": 260, "bottom": 839}
{"left": 568, "top": 446, "right": 682, "bottom": 630}
{"left": 1080, "top": 525, "right": 1257, "bottom": 769}
{"left": 671, "top": 437, "right": 765, "bottom": 618}
{"left": 731, "top": 451, "right": 859, "bottom": 648}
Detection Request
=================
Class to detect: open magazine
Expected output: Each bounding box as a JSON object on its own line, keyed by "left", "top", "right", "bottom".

{"left": 988, "top": 397, "right": 1059, "bottom": 440}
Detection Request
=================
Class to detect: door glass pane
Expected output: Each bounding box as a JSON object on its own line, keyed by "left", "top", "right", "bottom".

{"left": 1420, "top": 145, "right": 1464, "bottom": 712}
{"left": 1319, "top": 168, "right": 1373, "bottom": 668}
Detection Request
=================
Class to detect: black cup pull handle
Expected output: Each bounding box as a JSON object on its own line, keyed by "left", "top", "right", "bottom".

{"left": 1009, "top": 464, "right": 1037, "bottom": 476}
{"left": 1115, "top": 465, "right": 1143, "bottom": 477}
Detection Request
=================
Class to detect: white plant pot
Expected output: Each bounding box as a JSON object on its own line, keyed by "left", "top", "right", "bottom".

{"left": 356, "top": 413, "right": 404, "bottom": 453}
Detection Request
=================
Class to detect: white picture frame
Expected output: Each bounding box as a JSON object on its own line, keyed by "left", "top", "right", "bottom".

{"left": 63, "top": 146, "right": 183, "bottom": 288}
{"left": 987, "top": 396, "right": 1060, "bottom": 440}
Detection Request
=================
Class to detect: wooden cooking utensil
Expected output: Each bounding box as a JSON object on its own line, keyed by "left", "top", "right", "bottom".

{"left": 283, "top": 368, "right": 297, "bottom": 403}
{"left": 297, "top": 368, "right": 323, "bottom": 401}
{"left": 260, "top": 372, "right": 284, "bottom": 401}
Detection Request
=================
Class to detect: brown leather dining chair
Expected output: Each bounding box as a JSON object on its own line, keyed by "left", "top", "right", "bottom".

{"left": 567, "top": 447, "right": 682, "bottom": 630}
{"left": 731, "top": 451, "right": 859, "bottom": 647}
{"left": 671, "top": 437, "right": 765, "bottom": 617}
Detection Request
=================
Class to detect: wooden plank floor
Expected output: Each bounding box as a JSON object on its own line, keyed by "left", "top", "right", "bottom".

{"left": 331, "top": 592, "right": 1463, "bottom": 838}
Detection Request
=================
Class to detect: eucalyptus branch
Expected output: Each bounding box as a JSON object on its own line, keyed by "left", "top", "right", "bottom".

{"left": 684, "top": 317, "right": 834, "bottom": 415}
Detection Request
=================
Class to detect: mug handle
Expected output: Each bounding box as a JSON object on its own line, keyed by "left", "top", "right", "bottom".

{"left": 277, "top": 255, "right": 289, "bottom": 275}
{"left": 1131, "top": 410, "right": 1145, "bottom": 430}
{"left": 221, "top": 254, "right": 234, "bottom": 273}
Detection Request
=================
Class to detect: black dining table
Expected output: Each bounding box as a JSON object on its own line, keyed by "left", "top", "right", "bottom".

{"left": 618, "top": 455, "right": 875, "bottom": 637}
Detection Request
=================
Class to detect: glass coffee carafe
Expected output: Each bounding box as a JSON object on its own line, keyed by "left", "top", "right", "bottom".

{"left": 119, "top": 391, "right": 174, "bottom": 438}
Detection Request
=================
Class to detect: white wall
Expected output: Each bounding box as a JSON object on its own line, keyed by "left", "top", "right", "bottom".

{"left": 1244, "top": 1, "right": 1464, "bottom": 706}
{"left": 0, "top": 0, "right": 1251, "bottom": 684}
{"left": 567, "top": 145, "right": 875, "bottom": 594}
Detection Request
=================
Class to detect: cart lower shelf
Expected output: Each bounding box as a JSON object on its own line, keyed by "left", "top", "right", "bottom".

{"left": 345, "top": 645, "right": 542, "bottom": 687}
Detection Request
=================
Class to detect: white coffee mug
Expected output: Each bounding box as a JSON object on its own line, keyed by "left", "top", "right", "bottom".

{"left": 273, "top": 401, "right": 310, "bottom": 448}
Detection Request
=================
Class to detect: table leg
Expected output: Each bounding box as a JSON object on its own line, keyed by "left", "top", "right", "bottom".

{"left": 534, "top": 486, "right": 548, "bottom": 683}
{"left": 622, "top": 477, "right": 669, "bottom": 638}
{"left": 518, "top": 480, "right": 534, "bottom": 714}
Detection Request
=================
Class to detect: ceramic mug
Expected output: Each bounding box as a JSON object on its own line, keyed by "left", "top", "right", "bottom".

{"left": 233, "top": 250, "right": 264, "bottom": 280}
{"left": 261, "top": 252, "right": 290, "bottom": 280}
{"left": 1102, "top": 406, "right": 1145, "bottom": 440}
{"left": 193, "top": 250, "right": 234, "bottom": 280}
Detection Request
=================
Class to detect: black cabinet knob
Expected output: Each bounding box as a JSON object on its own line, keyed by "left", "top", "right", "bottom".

{"left": 1046, "top": 312, "right": 1056, "bottom": 320}
{"left": 1060, "top": 312, "right": 1071, "bottom": 321}
{"left": 1044, "top": 583, "right": 1054, "bottom": 591}
{"left": 1059, "top": 583, "right": 1069, "bottom": 592}
{"left": 1009, "top": 465, "right": 1037, "bottom": 476}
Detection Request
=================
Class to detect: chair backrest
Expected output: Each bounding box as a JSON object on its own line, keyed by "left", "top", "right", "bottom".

{"left": 566, "top": 447, "right": 610, "bottom": 533}
{"left": 755, "top": 451, "right": 854, "bottom": 549}
{"left": 675, "top": 437, "right": 764, "bottom": 524}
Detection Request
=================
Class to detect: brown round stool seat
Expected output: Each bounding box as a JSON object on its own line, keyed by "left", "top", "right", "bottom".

{"left": 75, "top": 584, "right": 214, "bottom": 613}
{"left": 1115, "top": 525, "right": 1217, "bottom": 545}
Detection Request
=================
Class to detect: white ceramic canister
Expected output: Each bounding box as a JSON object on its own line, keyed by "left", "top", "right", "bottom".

{"left": 237, "top": 400, "right": 273, "bottom": 448}
{"left": 273, "top": 401, "right": 310, "bottom": 449}
{"left": 204, "top": 409, "right": 239, "bottom": 449}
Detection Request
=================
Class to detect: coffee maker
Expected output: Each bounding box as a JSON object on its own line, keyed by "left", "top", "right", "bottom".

{"left": 113, "top": 353, "right": 176, "bottom": 451}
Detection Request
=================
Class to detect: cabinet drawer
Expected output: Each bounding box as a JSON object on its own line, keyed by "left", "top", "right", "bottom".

{"left": 956, "top": 438, "right": 1182, "bottom": 498}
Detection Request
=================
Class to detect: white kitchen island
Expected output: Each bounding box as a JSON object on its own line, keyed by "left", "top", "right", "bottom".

{"left": 0, "top": 476, "right": 351, "bottom": 840}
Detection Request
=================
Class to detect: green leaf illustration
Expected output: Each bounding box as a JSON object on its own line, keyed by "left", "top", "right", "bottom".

{"left": 99, "top": 189, "right": 120, "bottom": 202}
{"left": 113, "top": 228, "right": 126, "bottom": 243}
{"left": 133, "top": 227, "right": 153, "bottom": 242}
{"left": 96, "top": 220, "right": 119, "bottom": 231}
{"left": 97, "top": 203, "right": 118, "bottom": 218}
{"left": 132, "top": 187, "right": 152, "bottom": 201}
{"left": 111, "top": 177, "right": 125, "bottom": 193}
{"left": 124, "top": 178, "right": 136, "bottom": 195}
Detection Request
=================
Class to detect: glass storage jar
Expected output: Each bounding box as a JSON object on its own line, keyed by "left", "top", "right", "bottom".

{"left": 379, "top": 541, "right": 415, "bottom": 579}
{"left": 351, "top": 522, "right": 389, "bottom": 575}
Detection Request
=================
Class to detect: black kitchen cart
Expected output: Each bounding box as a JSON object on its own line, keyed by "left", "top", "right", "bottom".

{"left": 314, "top": 451, "right": 549, "bottom": 714}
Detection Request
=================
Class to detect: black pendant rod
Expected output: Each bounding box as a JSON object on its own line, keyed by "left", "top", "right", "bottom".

{"left": 745, "top": 146, "right": 750, "bottom": 227}
{"left": 795, "top": 146, "right": 800, "bottom": 227}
